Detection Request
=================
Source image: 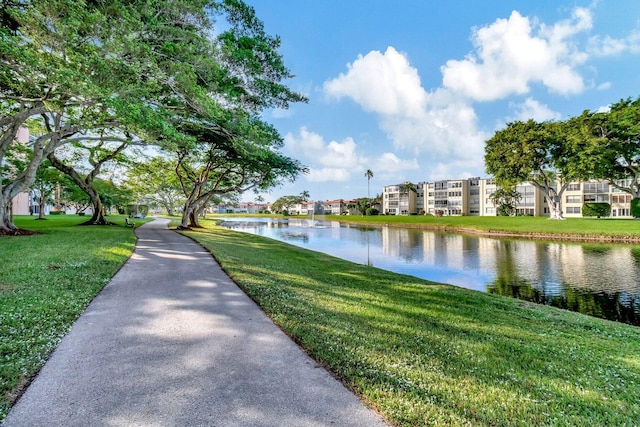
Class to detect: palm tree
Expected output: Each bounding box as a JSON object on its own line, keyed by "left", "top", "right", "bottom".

{"left": 364, "top": 169, "right": 373, "bottom": 198}
{"left": 300, "top": 190, "right": 310, "bottom": 201}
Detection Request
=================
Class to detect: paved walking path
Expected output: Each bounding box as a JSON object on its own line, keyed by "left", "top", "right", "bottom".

{"left": 4, "top": 219, "right": 388, "bottom": 427}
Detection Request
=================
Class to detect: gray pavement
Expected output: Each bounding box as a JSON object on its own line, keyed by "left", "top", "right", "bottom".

{"left": 3, "top": 219, "right": 388, "bottom": 427}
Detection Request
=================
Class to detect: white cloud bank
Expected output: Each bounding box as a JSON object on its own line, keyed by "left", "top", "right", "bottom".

{"left": 284, "top": 127, "right": 419, "bottom": 183}
{"left": 441, "top": 8, "right": 591, "bottom": 101}
{"left": 324, "top": 46, "right": 487, "bottom": 179}
{"left": 507, "top": 98, "right": 562, "bottom": 123}
{"left": 319, "top": 6, "right": 634, "bottom": 181}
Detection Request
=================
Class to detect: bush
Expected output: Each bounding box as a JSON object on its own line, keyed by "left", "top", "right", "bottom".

{"left": 49, "top": 211, "right": 65, "bottom": 215}
{"left": 632, "top": 198, "right": 640, "bottom": 218}
{"left": 582, "top": 203, "right": 611, "bottom": 218}
{"left": 366, "top": 208, "right": 379, "bottom": 216}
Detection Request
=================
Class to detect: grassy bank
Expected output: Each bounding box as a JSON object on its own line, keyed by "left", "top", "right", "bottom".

{"left": 181, "top": 220, "right": 640, "bottom": 426}
{"left": 0, "top": 215, "right": 143, "bottom": 420}
{"left": 214, "top": 213, "right": 640, "bottom": 241}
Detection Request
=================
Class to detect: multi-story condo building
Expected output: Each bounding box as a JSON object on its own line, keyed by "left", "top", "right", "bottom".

{"left": 383, "top": 184, "right": 417, "bottom": 215}
{"left": 425, "top": 179, "right": 469, "bottom": 216}
{"left": 562, "top": 179, "right": 632, "bottom": 218}
{"left": 384, "top": 177, "right": 634, "bottom": 218}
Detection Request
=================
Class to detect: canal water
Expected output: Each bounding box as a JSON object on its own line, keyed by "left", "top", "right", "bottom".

{"left": 219, "top": 217, "right": 640, "bottom": 326}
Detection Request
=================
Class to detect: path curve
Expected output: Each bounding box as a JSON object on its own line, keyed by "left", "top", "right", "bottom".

{"left": 3, "top": 218, "right": 388, "bottom": 427}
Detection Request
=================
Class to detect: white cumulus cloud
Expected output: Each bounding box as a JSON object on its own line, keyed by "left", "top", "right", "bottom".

{"left": 441, "top": 9, "right": 591, "bottom": 101}
{"left": 324, "top": 47, "right": 427, "bottom": 117}
{"left": 588, "top": 29, "right": 640, "bottom": 56}
{"left": 284, "top": 127, "right": 419, "bottom": 183}
{"left": 322, "top": 47, "right": 487, "bottom": 177}
{"left": 507, "top": 98, "right": 562, "bottom": 122}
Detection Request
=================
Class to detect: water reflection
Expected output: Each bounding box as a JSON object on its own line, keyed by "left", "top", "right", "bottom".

{"left": 219, "top": 217, "right": 640, "bottom": 325}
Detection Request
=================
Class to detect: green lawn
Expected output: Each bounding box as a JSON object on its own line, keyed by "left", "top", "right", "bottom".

{"left": 2, "top": 215, "right": 639, "bottom": 425}
{"left": 333, "top": 214, "right": 640, "bottom": 239}
{"left": 181, "top": 220, "right": 640, "bottom": 426}
{"left": 215, "top": 213, "right": 640, "bottom": 240}
{"left": 0, "top": 215, "right": 145, "bottom": 420}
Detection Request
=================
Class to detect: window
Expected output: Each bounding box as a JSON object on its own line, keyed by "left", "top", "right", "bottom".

{"left": 470, "top": 188, "right": 479, "bottom": 195}
{"left": 614, "top": 208, "right": 630, "bottom": 217}
{"left": 516, "top": 185, "right": 534, "bottom": 195}
{"left": 583, "top": 194, "right": 609, "bottom": 203}
{"left": 612, "top": 194, "right": 631, "bottom": 204}
{"left": 566, "top": 206, "right": 581, "bottom": 214}
{"left": 566, "top": 195, "right": 581, "bottom": 203}
{"left": 519, "top": 197, "right": 534, "bottom": 206}
{"left": 583, "top": 182, "right": 609, "bottom": 194}
{"left": 567, "top": 183, "right": 580, "bottom": 191}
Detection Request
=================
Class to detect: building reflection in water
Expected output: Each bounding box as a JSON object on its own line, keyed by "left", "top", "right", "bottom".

{"left": 220, "top": 218, "right": 640, "bottom": 325}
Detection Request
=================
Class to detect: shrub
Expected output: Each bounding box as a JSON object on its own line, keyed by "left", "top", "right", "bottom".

{"left": 582, "top": 203, "right": 611, "bottom": 218}
{"left": 366, "top": 208, "right": 379, "bottom": 216}
{"left": 632, "top": 198, "right": 640, "bottom": 218}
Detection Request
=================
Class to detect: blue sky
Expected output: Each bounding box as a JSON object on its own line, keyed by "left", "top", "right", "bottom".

{"left": 242, "top": 1, "right": 640, "bottom": 203}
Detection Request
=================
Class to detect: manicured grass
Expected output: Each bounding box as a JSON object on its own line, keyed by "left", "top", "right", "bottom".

{"left": 0, "top": 215, "right": 145, "bottom": 420}
{"left": 214, "top": 213, "right": 640, "bottom": 239}
{"left": 324, "top": 214, "right": 640, "bottom": 238}
{"left": 181, "top": 220, "right": 640, "bottom": 426}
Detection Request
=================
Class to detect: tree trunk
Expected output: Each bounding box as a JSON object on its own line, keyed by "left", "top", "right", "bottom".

{"left": 0, "top": 194, "right": 19, "bottom": 234}
{"left": 177, "top": 203, "right": 193, "bottom": 230}
{"left": 189, "top": 210, "right": 201, "bottom": 228}
{"left": 82, "top": 193, "right": 110, "bottom": 225}
{"left": 36, "top": 191, "right": 47, "bottom": 220}
{"left": 1, "top": 179, "right": 29, "bottom": 233}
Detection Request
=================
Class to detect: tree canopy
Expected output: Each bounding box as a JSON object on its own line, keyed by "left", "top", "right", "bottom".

{"left": 484, "top": 97, "right": 640, "bottom": 219}
{"left": 1, "top": 0, "right": 307, "bottom": 233}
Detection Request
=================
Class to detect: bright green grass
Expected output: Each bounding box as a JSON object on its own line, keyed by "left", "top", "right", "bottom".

{"left": 181, "top": 220, "right": 640, "bottom": 426}
{"left": 323, "top": 214, "right": 640, "bottom": 238}
{"left": 213, "top": 213, "right": 640, "bottom": 239}
{"left": 0, "top": 215, "right": 145, "bottom": 420}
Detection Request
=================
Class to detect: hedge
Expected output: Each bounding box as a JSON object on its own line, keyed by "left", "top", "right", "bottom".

{"left": 582, "top": 202, "right": 611, "bottom": 218}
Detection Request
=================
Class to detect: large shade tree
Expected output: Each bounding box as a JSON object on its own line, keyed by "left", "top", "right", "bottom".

{"left": 571, "top": 98, "right": 640, "bottom": 206}
{"left": 0, "top": 0, "right": 119, "bottom": 233}
{"left": 484, "top": 120, "right": 583, "bottom": 220}
{"left": 175, "top": 119, "right": 305, "bottom": 228}
{"left": 125, "top": 156, "right": 184, "bottom": 216}
{"left": 47, "top": 130, "right": 133, "bottom": 225}
{"left": 1, "top": 0, "right": 307, "bottom": 233}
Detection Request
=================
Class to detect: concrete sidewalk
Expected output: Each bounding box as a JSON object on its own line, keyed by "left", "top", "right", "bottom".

{"left": 4, "top": 219, "right": 388, "bottom": 427}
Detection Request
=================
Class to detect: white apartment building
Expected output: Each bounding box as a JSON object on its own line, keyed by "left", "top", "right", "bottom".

{"left": 383, "top": 177, "right": 634, "bottom": 218}
{"left": 383, "top": 184, "right": 418, "bottom": 215}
